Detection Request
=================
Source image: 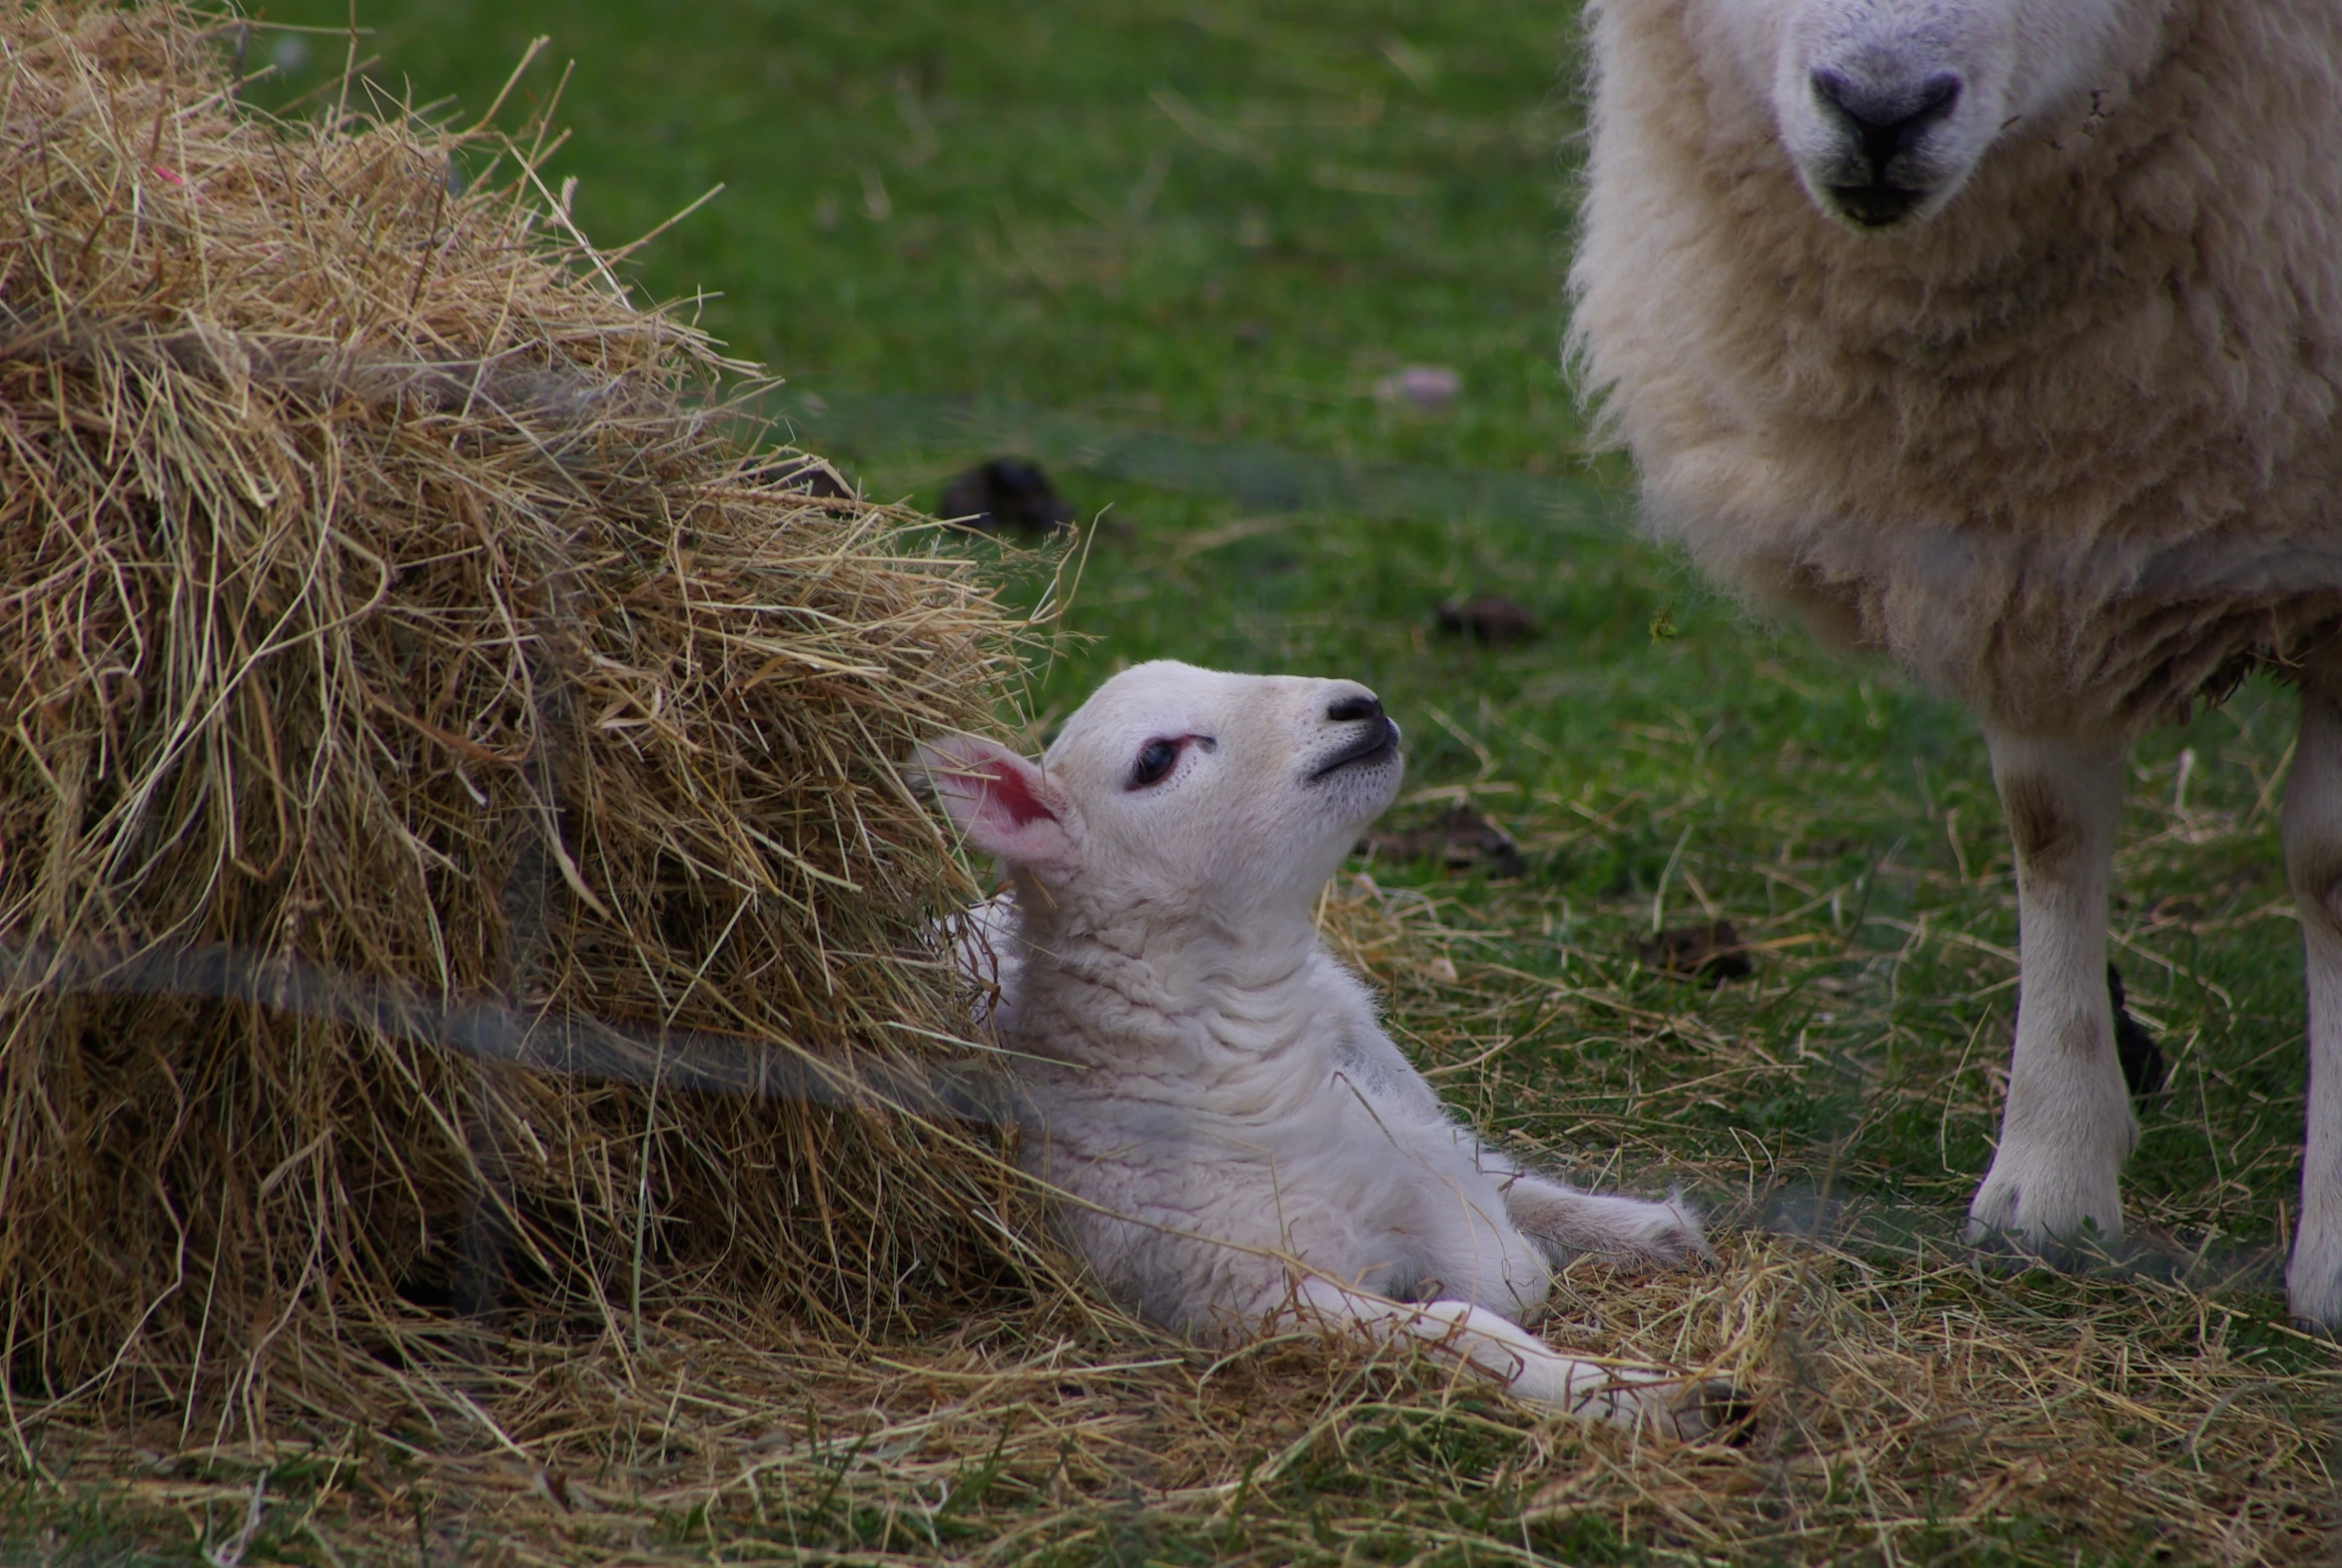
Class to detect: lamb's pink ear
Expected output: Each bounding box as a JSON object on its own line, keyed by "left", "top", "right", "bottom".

{"left": 911, "top": 735, "right": 1082, "bottom": 880}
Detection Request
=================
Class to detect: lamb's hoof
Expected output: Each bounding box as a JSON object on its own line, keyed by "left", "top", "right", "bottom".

{"left": 1665, "top": 1378, "right": 1755, "bottom": 1444}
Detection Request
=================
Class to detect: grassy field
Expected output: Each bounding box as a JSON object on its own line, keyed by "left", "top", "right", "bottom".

{"left": 31, "top": 0, "right": 2336, "bottom": 1560}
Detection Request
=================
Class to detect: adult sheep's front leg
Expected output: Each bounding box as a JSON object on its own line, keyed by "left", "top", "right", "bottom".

{"left": 1965, "top": 728, "right": 2135, "bottom": 1256}
{"left": 2283, "top": 680, "right": 2342, "bottom": 1330}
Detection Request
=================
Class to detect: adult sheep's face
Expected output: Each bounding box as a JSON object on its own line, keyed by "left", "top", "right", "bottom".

{"left": 916, "top": 661, "right": 1404, "bottom": 932}
{"left": 1711, "top": 0, "right": 2137, "bottom": 231}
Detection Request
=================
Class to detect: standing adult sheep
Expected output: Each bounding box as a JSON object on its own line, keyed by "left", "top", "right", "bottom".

{"left": 1568, "top": 0, "right": 2342, "bottom": 1327}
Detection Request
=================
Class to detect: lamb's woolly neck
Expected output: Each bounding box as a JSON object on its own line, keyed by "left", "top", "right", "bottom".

{"left": 1006, "top": 898, "right": 1338, "bottom": 1075}
{"left": 1571, "top": 0, "right": 2342, "bottom": 734}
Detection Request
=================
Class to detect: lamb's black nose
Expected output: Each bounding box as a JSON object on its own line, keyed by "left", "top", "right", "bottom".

{"left": 1812, "top": 67, "right": 1960, "bottom": 167}
{"left": 1326, "top": 693, "right": 1383, "bottom": 723}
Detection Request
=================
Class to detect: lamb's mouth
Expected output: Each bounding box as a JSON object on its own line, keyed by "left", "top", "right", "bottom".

{"left": 1311, "top": 717, "right": 1401, "bottom": 779}
{"left": 1827, "top": 182, "right": 1927, "bottom": 229}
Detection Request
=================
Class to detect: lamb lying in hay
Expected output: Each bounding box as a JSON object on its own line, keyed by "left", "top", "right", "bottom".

{"left": 0, "top": 0, "right": 1031, "bottom": 1431}
{"left": 1571, "top": 0, "right": 2342, "bottom": 1325}
{"left": 918, "top": 662, "right": 1741, "bottom": 1438}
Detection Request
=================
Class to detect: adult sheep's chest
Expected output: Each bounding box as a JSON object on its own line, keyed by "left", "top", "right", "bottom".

{"left": 1573, "top": 0, "right": 2342, "bottom": 735}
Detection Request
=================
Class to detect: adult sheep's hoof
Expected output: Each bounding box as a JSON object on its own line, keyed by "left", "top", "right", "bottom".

{"left": 2285, "top": 1228, "right": 2342, "bottom": 1333}
{"left": 1664, "top": 1379, "right": 1755, "bottom": 1444}
{"left": 1962, "top": 1201, "right": 2124, "bottom": 1271}
{"left": 1965, "top": 1126, "right": 2128, "bottom": 1266}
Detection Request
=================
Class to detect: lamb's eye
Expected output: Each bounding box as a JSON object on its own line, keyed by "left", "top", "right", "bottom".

{"left": 1129, "top": 738, "right": 1181, "bottom": 789}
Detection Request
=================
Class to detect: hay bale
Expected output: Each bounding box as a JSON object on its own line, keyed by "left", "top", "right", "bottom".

{"left": 0, "top": 1, "right": 1029, "bottom": 1428}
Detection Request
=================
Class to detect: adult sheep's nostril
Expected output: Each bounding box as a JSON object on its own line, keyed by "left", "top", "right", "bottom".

{"left": 1326, "top": 693, "right": 1383, "bottom": 723}
{"left": 1811, "top": 67, "right": 1962, "bottom": 162}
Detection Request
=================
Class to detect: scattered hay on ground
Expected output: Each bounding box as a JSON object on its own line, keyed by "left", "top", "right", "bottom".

{"left": 0, "top": 0, "right": 1042, "bottom": 1447}
{"left": 18, "top": 1226, "right": 2325, "bottom": 1562}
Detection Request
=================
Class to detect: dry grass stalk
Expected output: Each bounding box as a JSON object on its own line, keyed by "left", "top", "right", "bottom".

{"left": 0, "top": 0, "right": 1040, "bottom": 1443}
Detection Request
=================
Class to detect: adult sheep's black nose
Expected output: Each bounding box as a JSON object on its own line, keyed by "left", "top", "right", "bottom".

{"left": 1811, "top": 67, "right": 1961, "bottom": 164}
{"left": 1326, "top": 692, "right": 1382, "bottom": 723}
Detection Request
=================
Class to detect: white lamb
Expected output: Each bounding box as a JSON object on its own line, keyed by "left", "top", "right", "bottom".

{"left": 915, "top": 661, "right": 1734, "bottom": 1436}
{"left": 1569, "top": 0, "right": 2342, "bottom": 1323}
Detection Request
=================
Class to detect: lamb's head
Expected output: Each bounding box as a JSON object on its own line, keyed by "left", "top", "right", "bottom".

{"left": 1695, "top": 0, "right": 2141, "bottom": 231}
{"left": 915, "top": 661, "right": 1402, "bottom": 935}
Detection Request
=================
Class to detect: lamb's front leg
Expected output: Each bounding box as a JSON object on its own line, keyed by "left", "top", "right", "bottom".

{"left": 2283, "top": 681, "right": 2342, "bottom": 1329}
{"left": 1291, "top": 1279, "right": 1737, "bottom": 1439}
{"left": 1965, "top": 727, "right": 2134, "bottom": 1254}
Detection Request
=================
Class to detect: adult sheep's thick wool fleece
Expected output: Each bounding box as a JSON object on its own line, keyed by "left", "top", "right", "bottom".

{"left": 1569, "top": 0, "right": 2342, "bottom": 738}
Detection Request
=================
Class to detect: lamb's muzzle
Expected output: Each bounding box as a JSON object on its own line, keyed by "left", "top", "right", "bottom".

{"left": 1311, "top": 702, "right": 1400, "bottom": 778}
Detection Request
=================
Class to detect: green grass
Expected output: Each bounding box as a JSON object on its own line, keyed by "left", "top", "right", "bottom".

{"left": 261, "top": 0, "right": 1586, "bottom": 469}
{"left": 52, "top": 0, "right": 2334, "bottom": 1560}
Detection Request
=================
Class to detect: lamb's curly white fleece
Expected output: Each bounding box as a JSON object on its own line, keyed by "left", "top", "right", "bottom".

{"left": 917, "top": 662, "right": 1726, "bottom": 1433}
{"left": 1570, "top": 0, "right": 2342, "bottom": 1326}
